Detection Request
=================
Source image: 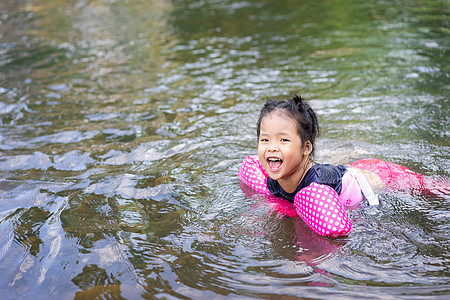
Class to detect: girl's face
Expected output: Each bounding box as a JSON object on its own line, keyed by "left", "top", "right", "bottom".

{"left": 257, "top": 111, "right": 311, "bottom": 192}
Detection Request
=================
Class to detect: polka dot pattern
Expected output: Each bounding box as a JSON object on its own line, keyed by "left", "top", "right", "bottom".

{"left": 238, "top": 155, "right": 271, "bottom": 195}
{"left": 239, "top": 156, "right": 352, "bottom": 237}
{"left": 294, "top": 182, "right": 352, "bottom": 237}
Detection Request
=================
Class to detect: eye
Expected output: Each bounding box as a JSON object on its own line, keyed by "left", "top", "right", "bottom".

{"left": 281, "top": 138, "right": 290, "bottom": 142}
{"left": 260, "top": 138, "right": 269, "bottom": 142}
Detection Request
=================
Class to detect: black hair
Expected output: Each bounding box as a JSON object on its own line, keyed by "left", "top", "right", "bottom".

{"left": 256, "top": 94, "right": 320, "bottom": 157}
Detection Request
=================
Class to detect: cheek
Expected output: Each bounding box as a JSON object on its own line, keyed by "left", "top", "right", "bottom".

{"left": 257, "top": 147, "right": 266, "bottom": 163}
{"left": 282, "top": 147, "right": 299, "bottom": 162}
{"left": 257, "top": 143, "right": 263, "bottom": 153}
{"left": 257, "top": 147, "right": 264, "bottom": 159}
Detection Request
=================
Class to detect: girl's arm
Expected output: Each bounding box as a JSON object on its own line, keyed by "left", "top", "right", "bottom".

{"left": 238, "top": 155, "right": 271, "bottom": 195}
{"left": 294, "top": 182, "right": 352, "bottom": 237}
{"left": 239, "top": 155, "right": 352, "bottom": 237}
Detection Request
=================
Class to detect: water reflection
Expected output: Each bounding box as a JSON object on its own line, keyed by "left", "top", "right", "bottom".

{"left": 72, "top": 264, "right": 123, "bottom": 299}
{"left": 240, "top": 182, "right": 347, "bottom": 265}
{"left": 0, "top": 0, "right": 449, "bottom": 298}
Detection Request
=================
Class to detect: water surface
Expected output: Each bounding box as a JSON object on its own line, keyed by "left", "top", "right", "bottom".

{"left": 0, "top": 0, "right": 449, "bottom": 299}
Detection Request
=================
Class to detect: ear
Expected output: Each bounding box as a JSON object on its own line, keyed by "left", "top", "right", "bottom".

{"left": 303, "top": 140, "right": 312, "bottom": 156}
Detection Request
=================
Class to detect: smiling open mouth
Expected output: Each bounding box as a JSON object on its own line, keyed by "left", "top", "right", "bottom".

{"left": 267, "top": 157, "right": 282, "bottom": 170}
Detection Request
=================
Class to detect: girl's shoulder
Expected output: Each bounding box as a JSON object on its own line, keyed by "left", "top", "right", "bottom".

{"left": 309, "top": 163, "right": 347, "bottom": 179}
{"left": 303, "top": 163, "right": 347, "bottom": 194}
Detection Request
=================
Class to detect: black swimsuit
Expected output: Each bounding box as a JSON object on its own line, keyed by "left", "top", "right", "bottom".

{"left": 266, "top": 164, "right": 347, "bottom": 203}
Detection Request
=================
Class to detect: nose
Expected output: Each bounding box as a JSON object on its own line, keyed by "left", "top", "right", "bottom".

{"left": 267, "top": 142, "right": 279, "bottom": 152}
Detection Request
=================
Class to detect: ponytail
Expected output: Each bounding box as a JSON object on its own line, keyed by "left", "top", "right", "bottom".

{"left": 290, "top": 94, "right": 320, "bottom": 157}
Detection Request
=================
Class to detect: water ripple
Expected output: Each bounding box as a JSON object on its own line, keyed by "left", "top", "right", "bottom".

{"left": 0, "top": 0, "right": 449, "bottom": 298}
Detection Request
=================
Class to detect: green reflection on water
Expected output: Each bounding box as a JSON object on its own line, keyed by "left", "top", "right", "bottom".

{"left": 0, "top": 0, "right": 449, "bottom": 299}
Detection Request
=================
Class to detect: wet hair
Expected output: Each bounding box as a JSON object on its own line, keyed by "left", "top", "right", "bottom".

{"left": 256, "top": 94, "right": 320, "bottom": 157}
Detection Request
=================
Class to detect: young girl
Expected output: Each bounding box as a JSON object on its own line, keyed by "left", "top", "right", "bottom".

{"left": 239, "top": 95, "right": 449, "bottom": 237}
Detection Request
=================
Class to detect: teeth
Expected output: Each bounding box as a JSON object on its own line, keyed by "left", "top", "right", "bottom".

{"left": 268, "top": 158, "right": 281, "bottom": 162}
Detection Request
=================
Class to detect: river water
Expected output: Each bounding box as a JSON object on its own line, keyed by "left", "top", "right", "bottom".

{"left": 0, "top": 0, "right": 449, "bottom": 299}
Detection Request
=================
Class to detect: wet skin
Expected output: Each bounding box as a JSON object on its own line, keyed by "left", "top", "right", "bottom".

{"left": 257, "top": 111, "right": 312, "bottom": 194}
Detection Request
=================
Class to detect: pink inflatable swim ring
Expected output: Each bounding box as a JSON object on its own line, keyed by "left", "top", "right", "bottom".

{"left": 239, "top": 155, "right": 352, "bottom": 237}
{"left": 350, "top": 158, "right": 450, "bottom": 196}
